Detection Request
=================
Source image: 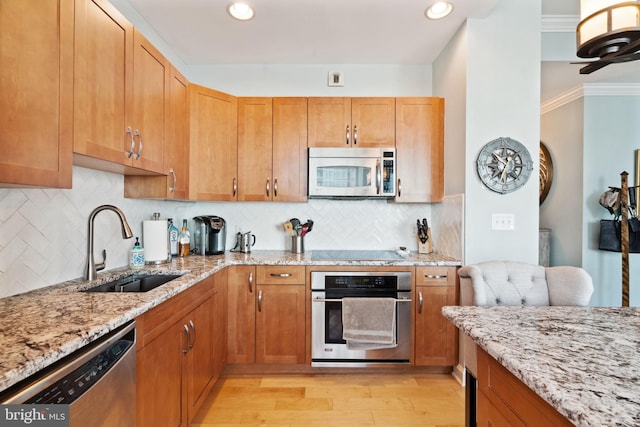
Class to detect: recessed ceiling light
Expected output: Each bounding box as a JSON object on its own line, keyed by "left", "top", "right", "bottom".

{"left": 425, "top": 1, "right": 453, "bottom": 20}
{"left": 228, "top": 2, "right": 254, "bottom": 21}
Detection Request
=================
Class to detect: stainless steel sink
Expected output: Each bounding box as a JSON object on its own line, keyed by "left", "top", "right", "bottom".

{"left": 83, "top": 273, "right": 183, "bottom": 293}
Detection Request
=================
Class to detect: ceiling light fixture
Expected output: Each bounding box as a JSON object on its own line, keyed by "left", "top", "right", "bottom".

{"left": 425, "top": 1, "right": 453, "bottom": 20}
{"left": 228, "top": 2, "right": 254, "bottom": 21}
{"left": 575, "top": 0, "right": 640, "bottom": 74}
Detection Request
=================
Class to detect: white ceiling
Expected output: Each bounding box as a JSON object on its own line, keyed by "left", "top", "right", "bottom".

{"left": 119, "top": 0, "right": 640, "bottom": 102}
{"left": 122, "top": 0, "right": 497, "bottom": 65}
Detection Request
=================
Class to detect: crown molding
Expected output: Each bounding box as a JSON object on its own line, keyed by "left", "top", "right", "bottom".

{"left": 541, "top": 83, "right": 640, "bottom": 114}
{"left": 541, "top": 15, "right": 579, "bottom": 33}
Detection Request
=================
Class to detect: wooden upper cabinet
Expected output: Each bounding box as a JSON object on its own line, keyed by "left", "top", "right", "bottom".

{"left": 0, "top": 0, "right": 73, "bottom": 188}
{"left": 237, "top": 97, "right": 273, "bottom": 201}
{"left": 394, "top": 97, "right": 445, "bottom": 203}
{"left": 73, "top": 0, "right": 166, "bottom": 174}
{"left": 273, "top": 98, "right": 308, "bottom": 202}
{"left": 237, "top": 97, "right": 308, "bottom": 202}
{"left": 129, "top": 28, "right": 168, "bottom": 174}
{"left": 189, "top": 84, "right": 237, "bottom": 201}
{"left": 124, "top": 65, "right": 189, "bottom": 199}
{"left": 308, "top": 97, "right": 395, "bottom": 148}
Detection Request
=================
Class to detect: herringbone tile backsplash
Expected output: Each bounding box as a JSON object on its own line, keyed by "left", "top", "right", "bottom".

{"left": 0, "top": 167, "right": 462, "bottom": 297}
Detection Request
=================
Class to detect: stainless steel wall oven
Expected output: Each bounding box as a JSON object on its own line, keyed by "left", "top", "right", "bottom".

{"left": 311, "top": 271, "right": 412, "bottom": 366}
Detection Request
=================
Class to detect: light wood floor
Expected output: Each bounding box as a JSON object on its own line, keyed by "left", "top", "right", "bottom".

{"left": 190, "top": 373, "right": 465, "bottom": 426}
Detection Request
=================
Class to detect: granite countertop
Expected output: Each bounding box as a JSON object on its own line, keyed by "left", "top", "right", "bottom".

{"left": 442, "top": 305, "right": 640, "bottom": 427}
{"left": 0, "top": 250, "right": 458, "bottom": 394}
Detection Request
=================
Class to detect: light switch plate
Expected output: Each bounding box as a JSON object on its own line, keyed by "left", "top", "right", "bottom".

{"left": 492, "top": 213, "right": 515, "bottom": 231}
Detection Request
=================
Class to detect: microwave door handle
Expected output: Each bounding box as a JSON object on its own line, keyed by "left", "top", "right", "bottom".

{"left": 376, "top": 159, "right": 381, "bottom": 195}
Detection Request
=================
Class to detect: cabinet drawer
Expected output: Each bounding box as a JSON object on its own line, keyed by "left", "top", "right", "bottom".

{"left": 416, "top": 266, "right": 456, "bottom": 287}
{"left": 256, "top": 265, "right": 305, "bottom": 284}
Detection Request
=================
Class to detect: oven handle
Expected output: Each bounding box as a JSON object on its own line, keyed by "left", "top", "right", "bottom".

{"left": 312, "top": 297, "right": 412, "bottom": 303}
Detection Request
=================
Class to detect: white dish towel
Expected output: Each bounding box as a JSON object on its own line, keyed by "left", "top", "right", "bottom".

{"left": 342, "top": 297, "right": 397, "bottom": 350}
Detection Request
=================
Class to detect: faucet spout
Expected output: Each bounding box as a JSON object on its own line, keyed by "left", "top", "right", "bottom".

{"left": 85, "top": 205, "right": 134, "bottom": 281}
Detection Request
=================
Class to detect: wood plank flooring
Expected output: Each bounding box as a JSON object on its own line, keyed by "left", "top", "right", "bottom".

{"left": 190, "top": 373, "right": 465, "bottom": 426}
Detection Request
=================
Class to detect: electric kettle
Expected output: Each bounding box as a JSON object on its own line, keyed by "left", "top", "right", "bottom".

{"left": 231, "top": 231, "right": 256, "bottom": 253}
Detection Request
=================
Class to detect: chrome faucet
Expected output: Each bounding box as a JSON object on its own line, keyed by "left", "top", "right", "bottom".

{"left": 85, "top": 205, "right": 134, "bottom": 280}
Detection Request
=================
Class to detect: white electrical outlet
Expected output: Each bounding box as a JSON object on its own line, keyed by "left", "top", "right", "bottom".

{"left": 492, "top": 213, "right": 515, "bottom": 231}
{"left": 328, "top": 71, "right": 344, "bottom": 87}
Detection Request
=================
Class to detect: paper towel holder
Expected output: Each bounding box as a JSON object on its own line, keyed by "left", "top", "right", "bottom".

{"left": 143, "top": 213, "right": 171, "bottom": 265}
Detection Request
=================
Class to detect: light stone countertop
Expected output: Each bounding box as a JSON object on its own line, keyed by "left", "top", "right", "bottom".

{"left": 442, "top": 305, "right": 640, "bottom": 427}
{"left": 0, "top": 250, "right": 458, "bottom": 393}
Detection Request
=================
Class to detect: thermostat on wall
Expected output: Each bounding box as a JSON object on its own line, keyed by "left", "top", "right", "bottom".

{"left": 328, "top": 71, "right": 344, "bottom": 87}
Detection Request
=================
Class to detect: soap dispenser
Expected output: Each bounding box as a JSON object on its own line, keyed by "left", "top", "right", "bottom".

{"left": 129, "top": 237, "right": 145, "bottom": 269}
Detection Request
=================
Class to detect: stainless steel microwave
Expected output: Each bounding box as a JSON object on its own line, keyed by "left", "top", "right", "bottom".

{"left": 308, "top": 147, "right": 396, "bottom": 198}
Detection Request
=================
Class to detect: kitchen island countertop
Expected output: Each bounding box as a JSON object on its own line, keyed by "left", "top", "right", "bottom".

{"left": 0, "top": 250, "right": 458, "bottom": 393}
{"left": 442, "top": 305, "right": 640, "bottom": 427}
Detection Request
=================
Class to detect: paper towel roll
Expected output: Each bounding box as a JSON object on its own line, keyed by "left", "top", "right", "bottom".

{"left": 143, "top": 220, "right": 169, "bottom": 263}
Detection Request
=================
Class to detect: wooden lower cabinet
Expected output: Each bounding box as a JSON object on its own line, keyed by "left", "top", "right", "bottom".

{"left": 256, "top": 282, "right": 306, "bottom": 364}
{"left": 136, "top": 274, "right": 219, "bottom": 427}
{"left": 477, "top": 347, "right": 573, "bottom": 427}
{"left": 227, "top": 265, "right": 306, "bottom": 364}
{"left": 414, "top": 266, "right": 458, "bottom": 366}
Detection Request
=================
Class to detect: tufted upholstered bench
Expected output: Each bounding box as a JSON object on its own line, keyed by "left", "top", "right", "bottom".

{"left": 458, "top": 261, "right": 594, "bottom": 306}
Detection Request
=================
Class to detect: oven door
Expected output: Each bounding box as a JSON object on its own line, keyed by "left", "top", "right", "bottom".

{"left": 311, "top": 290, "right": 411, "bottom": 365}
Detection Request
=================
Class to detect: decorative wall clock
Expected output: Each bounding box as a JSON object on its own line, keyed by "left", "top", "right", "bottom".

{"left": 476, "top": 137, "right": 533, "bottom": 194}
{"left": 539, "top": 141, "right": 553, "bottom": 205}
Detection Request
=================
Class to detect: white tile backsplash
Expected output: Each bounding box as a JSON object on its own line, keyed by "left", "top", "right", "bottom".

{"left": 0, "top": 166, "right": 462, "bottom": 297}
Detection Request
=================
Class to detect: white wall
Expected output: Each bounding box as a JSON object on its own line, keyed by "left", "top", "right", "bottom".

{"left": 463, "top": 0, "right": 542, "bottom": 264}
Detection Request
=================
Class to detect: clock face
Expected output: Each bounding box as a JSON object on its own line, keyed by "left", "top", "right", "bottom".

{"left": 476, "top": 137, "right": 533, "bottom": 194}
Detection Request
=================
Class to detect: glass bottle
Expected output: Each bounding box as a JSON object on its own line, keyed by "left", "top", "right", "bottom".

{"left": 168, "top": 219, "right": 179, "bottom": 257}
{"left": 178, "top": 219, "right": 191, "bottom": 257}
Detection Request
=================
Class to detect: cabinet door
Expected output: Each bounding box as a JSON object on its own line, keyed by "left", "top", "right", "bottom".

{"left": 73, "top": 0, "right": 133, "bottom": 166}
{"left": 137, "top": 320, "right": 186, "bottom": 427}
{"left": 130, "top": 29, "right": 167, "bottom": 173}
{"left": 124, "top": 65, "right": 189, "bottom": 199}
{"left": 0, "top": 0, "right": 73, "bottom": 188}
{"left": 189, "top": 84, "right": 237, "bottom": 201}
{"left": 237, "top": 97, "right": 273, "bottom": 201}
{"left": 255, "top": 284, "right": 306, "bottom": 364}
{"left": 186, "top": 296, "right": 215, "bottom": 422}
{"left": 308, "top": 97, "right": 351, "bottom": 147}
{"left": 272, "top": 97, "right": 308, "bottom": 202}
{"left": 414, "top": 286, "right": 457, "bottom": 366}
{"left": 350, "top": 98, "right": 395, "bottom": 148}
{"left": 165, "top": 66, "right": 190, "bottom": 199}
{"left": 395, "top": 97, "right": 444, "bottom": 202}
{"left": 227, "top": 266, "right": 256, "bottom": 363}
{"left": 212, "top": 269, "right": 228, "bottom": 381}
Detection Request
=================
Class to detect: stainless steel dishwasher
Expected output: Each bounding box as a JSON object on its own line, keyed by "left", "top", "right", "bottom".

{"left": 1, "top": 321, "right": 136, "bottom": 426}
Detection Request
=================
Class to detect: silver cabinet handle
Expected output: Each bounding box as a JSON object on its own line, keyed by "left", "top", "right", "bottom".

{"left": 125, "top": 127, "right": 135, "bottom": 158}
{"left": 168, "top": 168, "right": 176, "bottom": 193}
{"left": 248, "top": 271, "right": 253, "bottom": 293}
{"left": 258, "top": 289, "right": 263, "bottom": 312}
{"left": 266, "top": 178, "right": 270, "bottom": 197}
{"left": 346, "top": 124, "right": 350, "bottom": 145}
{"left": 183, "top": 324, "right": 190, "bottom": 354}
{"left": 133, "top": 129, "right": 142, "bottom": 160}
{"left": 233, "top": 178, "right": 237, "bottom": 197}
{"left": 270, "top": 273, "right": 292, "bottom": 277}
{"left": 425, "top": 274, "right": 447, "bottom": 279}
{"left": 274, "top": 177, "right": 278, "bottom": 198}
{"left": 188, "top": 320, "right": 196, "bottom": 349}
{"left": 418, "top": 291, "right": 424, "bottom": 314}
{"left": 397, "top": 178, "right": 402, "bottom": 197}
{"left": 353, "top": 124, "right": 358, "bottom": 145}
{"left": 376, "top": 158, "right": 381, "bottom": 195}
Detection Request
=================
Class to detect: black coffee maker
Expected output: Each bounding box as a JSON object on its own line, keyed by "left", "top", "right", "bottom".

{"left": 193, "top": 216, "right": 226, "bottom": 255}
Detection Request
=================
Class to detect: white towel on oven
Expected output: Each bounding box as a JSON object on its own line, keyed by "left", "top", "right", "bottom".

{"left": 342, "top": 297, "right": 397, "bottom": 349}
